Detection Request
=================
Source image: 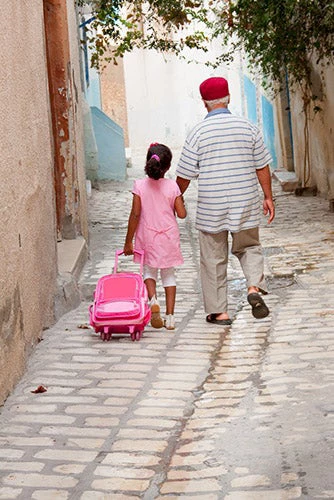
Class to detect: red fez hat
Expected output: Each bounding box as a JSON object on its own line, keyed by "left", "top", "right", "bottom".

{"left": 199, "top": 77, "right": 229, "bottom": 100}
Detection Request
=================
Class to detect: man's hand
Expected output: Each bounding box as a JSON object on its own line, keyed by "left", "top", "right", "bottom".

{"left": 176, "top": 176, "right": 190, "bottom": 194}
{"left": 256, "top": 166, "right": 275, "bottom": 224}
{"left": 263, "top": 198, "right": 275, "bottom": 224}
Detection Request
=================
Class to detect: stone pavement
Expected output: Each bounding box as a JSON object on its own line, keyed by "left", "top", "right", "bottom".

{"left": 0, "top": 165, "right": 333, "bottom": 500}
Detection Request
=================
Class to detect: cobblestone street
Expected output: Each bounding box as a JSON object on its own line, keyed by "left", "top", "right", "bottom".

{"left": 0, "top": 165, "right": 333, "bottom": 500}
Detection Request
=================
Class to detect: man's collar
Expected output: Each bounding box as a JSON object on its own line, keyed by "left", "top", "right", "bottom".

{"left": 205, "top": 107, "right": 231, "bottom": 118}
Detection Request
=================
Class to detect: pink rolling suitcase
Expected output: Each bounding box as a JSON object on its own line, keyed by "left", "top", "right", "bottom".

{"left": 89, "top": 249, "right": 151, "bottom": 341}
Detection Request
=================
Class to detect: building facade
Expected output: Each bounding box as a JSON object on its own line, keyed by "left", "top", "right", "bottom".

{"left": 0, "top": 0, "right": 88, "bottom": 404}
{"left": 275, "top": 63, "right": 334, "bottom": 202}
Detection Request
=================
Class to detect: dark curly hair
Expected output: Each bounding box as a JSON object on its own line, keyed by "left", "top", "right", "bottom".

{"left": 145, "top": 143, "right": 172, "bottom": 180}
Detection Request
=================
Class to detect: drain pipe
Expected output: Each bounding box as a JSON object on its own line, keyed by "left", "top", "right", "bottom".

{"left": 285, "top": 71, "right": 295, "bottom": 169}
{"left": 79, "top": 16, "right": 96, "bottom": 28}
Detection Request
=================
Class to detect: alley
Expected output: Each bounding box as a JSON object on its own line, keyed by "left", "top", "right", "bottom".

{"left": 0, "top": 166, "right": 333, "bottom": 500}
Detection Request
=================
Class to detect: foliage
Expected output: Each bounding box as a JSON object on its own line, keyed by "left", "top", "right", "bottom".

{"left": 78, "top": 0, "right": 334, "bottom": 93}
{"left": 77, "top": 1, "right": 213, "bottom": 69}
{"left": 219, "top": 0, "right": 334, "bottom": 91}
{"left": 215, "top": 0, "right": 333, "bottom": 186}
{"left": 77, "top": 1, "right": 333, "bottom": 188}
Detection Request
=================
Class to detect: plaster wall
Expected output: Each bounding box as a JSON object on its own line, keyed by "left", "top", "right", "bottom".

{"left": 123, "top": 48, "right": 208, "bottom": 169}
{"left": 289, "top": 64, "right": 334, "bottom": 199}
{"left": 66, "top": 0, "right": 89, "bottom": 240}
{"left": 79, "top": 7, "right": 102, "bottom": 109}
{"left": 0, "top": 1, "right": 57, "bottom": 403}
{"left": 100, "top": 55, "right": 130, "bottom": 147}
{"left": 122, "top": 47, "right": 254, "bottom": 172}
{"left": 274, "top": 87, "right": 295, "bottom": 172}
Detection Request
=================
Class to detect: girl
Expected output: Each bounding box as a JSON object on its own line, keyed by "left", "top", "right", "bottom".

{"left": 123, "top": 143, "right": 186, "bottom": 330}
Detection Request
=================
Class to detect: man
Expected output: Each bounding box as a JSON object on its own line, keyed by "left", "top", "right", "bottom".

{"left": 176, "top": 76, "right": 275, "bottom": 325}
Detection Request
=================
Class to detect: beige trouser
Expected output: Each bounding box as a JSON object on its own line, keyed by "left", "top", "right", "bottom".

{"left": 199, "top": 228, "right": 267, "bottom": 314}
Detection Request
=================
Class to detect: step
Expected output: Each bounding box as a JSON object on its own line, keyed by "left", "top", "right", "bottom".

{"left": 57, "top": 236, "right": 88, "bottom": 280}
{"left": 272, "top": 169, "right": 299, "bottom": 192}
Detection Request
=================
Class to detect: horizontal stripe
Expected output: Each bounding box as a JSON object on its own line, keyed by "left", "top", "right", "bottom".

{"left": 196, "top": 213, "right": 259, "bottom": 225}
{"left": 176, "top": 112, "right": 272, "bottom": 232}
{"left": 199, "top": 177, "right": 255, "bottom": 187}
{"left": 197, "top": 203, "right": 258, "bottom": 214}
{"left": 195, "top": 220, "right": 260, "bottom": 233}
{"left": 198, "top": 184, "right": 259, "bottom": 197}
{"left": 199, "top": 131, "right": 253, "bottom": 143}
{"left": 199, "top": 159, "right": 260, "bottom": 168}
{"left": 197, "top": 209, "right": 258, "bottom": 221}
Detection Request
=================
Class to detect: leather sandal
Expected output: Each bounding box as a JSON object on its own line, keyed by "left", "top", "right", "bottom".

{"left": 247, "top": 293, "right": 269, "bottom": 319}
{"left": 206, "top": 314, "right": 232, "bottom": 325}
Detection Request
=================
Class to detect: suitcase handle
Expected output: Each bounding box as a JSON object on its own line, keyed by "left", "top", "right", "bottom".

{"left": 114, "top": 249, "right": 144, "bottom": 275}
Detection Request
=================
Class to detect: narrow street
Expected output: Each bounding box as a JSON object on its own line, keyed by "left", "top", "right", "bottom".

{"left": 0, "top": 165, "right": 333, "bottom": 500}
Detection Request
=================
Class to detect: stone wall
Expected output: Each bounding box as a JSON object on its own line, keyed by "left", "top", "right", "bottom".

{"left": 275, "top": 62, "right": 334, "bottom": 200}
{"left": 100, "top": 54, "right": 130, "bottom": 148}
{"left": 291, "top": 64, "right": 334, "bottom": 199}
{"left": 0, "top": 0, "right": 88, "bottom": 405}
{"left": 66, "top": 0, "right": 89, "bottom": 240}
{"left": 0, "top": 1, "right": 57, "bottom": 403}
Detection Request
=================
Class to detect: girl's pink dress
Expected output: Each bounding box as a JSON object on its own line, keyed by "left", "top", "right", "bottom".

{"left": 133, "top": 177, "right": 184, "bottom": 268}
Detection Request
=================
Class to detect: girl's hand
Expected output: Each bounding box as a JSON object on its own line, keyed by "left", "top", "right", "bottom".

{"left": 174, "top": 194, "right": 187, "bottom": 219}
{"left": 123, "top": 242, "right": 134, "bottom": 255}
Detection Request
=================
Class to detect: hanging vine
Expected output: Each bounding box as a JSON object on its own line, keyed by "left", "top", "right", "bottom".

{"left": 77, "top": 1, "right": 213, "bottom": 68}
{"left": 215, "top": 0, "right": 333, "bottom": 186}
{"left": 78, "top": 1, "right": 334, "bottom": 184}
{"left": 77, "top": 1, "right": 333, "bottom": 89}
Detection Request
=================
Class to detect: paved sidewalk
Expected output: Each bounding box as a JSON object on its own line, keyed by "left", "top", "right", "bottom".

{"left": 0, "top": 166, "right": 333, "bottom": 500}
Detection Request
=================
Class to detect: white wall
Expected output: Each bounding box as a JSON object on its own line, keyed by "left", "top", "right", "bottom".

{"left": 289, "top": 63, "right": 334, "bottom": 198}
{"left": 123, "top": 45, "right": 244, "bottom": 173}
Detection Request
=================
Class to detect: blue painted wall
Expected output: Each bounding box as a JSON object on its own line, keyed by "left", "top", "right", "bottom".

{"left": 243, "top": 76, "right": 257, "bottom": 124}
{"left": 85, "top": 78, "right": 102, "bottom": 110}
{"left": 80, "top": 18, "right": 127, "bottom": 182}
{"left": 244, "top": 75, "right": 277, "bottom": 169}
{"left": 80, "top": 19, "right": 102, "bottom": 109}
{"left": 91, "top": 106, "right": 127, "bottom": 181}
{"left": 261, "top": 95, "right": 277, "bottom": 168}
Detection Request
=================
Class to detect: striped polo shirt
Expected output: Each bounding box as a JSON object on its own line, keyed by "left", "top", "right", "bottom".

{"left": 176, "top": 108, "right": 272, "bottom": 233}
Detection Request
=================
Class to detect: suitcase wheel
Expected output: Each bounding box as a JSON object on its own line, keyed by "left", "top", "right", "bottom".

{"left": 131, "top": 331, "right": 142, "bottom": 341}
{"left": 136, "top": 331, "right": 142, "bottom": 341}
{"left": 100, "top": 330, "right": 112, "bottom": 342}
